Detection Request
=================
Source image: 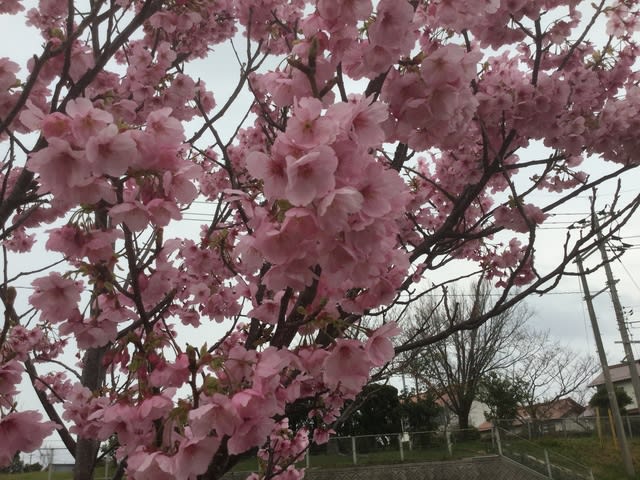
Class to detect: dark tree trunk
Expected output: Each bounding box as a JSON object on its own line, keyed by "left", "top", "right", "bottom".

{"left": 458, "top": 413, "right": 470, "bottom": 430}
{"left": 198, "top": 440, "right": 239, "bottom": 480}
{"left": 455, "top": 399, "right": 473, "bottom": 432}
{"left": 74, "top": 347, "right": 107, "bottom": 480}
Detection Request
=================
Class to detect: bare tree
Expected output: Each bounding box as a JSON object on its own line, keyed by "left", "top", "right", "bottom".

{"left": 395, "top": 290, "right": 598, "bottom": 431}
{"left": 514, "top": 330, "right": 598, "bottom": 419}
{"left": 397, "top": 281, "right": 533, "bottom": 429}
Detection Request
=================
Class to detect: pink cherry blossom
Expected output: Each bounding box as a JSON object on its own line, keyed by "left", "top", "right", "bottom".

{"left": 58, "top": 310, "right": 119, "bottom": 348}
{"left": 127, "top": 449, "right": 176, "bottom": 480}
{"left": 0, "top": 360, "right": 22, "bottom": 396}
{"left": 66, "top": 98, "right": 113, "bottom": 144}
{"left": 328, "top": 95, "right": 388, "bottom": 148}
{"left": 28, "top": 138, "right": 92, "bottom": 195}
{"left": 29, "top": 272, "right": 83, "bottom": 323}
{"left": 85, "top": 125, "right": 138, "bottom": 177}
{"left": 227, "top": 415, "right": 276, "bottom": 455}
{"left": 0, "top": 0, "right": 23, "bottom": 14}
{"left": 34, "top": 371, "right": 72, "bottom": 404}
{"left": 145, "top": 107, "right": 184, "bottom": 144}
{"left": 285, "top": 97, "right": 337, "bottom": 149}
{"left": 5, "top": 326, "right": 45, "bottom": 362}
{"left": 188, "top": 394, "right": 241, "bottom": 440}
{"left": 312, "top": 427, "right": 335, "bottom": 445}
{"left": 0, "top": 411, "right": 58, "bottom": 465}
{"left": 323, "top": 339, "right": 371, "bottom": 395}
{"left": 285, "top": 145, "right": 338, "bottom": 206}
{"left": 317, "top": 187, "right": 363, "bottom": 232}
{"left": 3, "top": 226, "right": 35, "bottom": 252}
{"left": 174, "top": 434, "right": 220, "bottom": 480}
{"left": 0, "top": 58, "right": 19, "bottom": 90}
{"left": 246, "top": 150, "right": 288, "bottom": 200}
{"left": 494, "top": 203, "right": 548, "bottom": 233}
{"left": 149, "top": 353, "right": 190, "bottom": 388}
{"left": 366, "top": 322, "right": 401, "bottom": 366}
{"left": 109, "top": 201, "right": 150, "bottom": 231}
{"left": 46, "top": 225, "right": 121, "bottom": 263}
{"left": 317, "top": 0, "right": 372, "bottom": 24}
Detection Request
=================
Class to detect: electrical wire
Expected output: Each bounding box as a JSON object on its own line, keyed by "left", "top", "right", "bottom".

{"left": 614, "top": 253, "right": 640, "bottom": 294}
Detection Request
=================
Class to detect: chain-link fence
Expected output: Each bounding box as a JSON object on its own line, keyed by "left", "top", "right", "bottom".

{"left": 306, "top": 428, "right": 493, "bottom": 468}
{"left": 17, "top": 421, "right": 609, "bottom": 479}
{"left": 224, "top": 426, "right": 592, "bottom": 480}
{"left": 13, "top": 445, "right": 113, "bottom": 479}
{"left": 490, "top": 414, "right": 640, "bottom": 441}
{"left": 495, "top": 427, "right": 594, "bottom": 480}
{"left": 30, "top": 446, "right": 71, "bottom": 478}
{"left": 304, "top": 427, "right": 592, "bottom": 479}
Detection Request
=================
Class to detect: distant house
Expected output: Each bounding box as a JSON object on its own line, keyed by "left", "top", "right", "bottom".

{"left": 477, "top": 397, "right": 586, "bottom": 435}
{"left": 404, "top": 392, "right": 489, "bottom": 430}
{"left": 49, "top": 463, "right": 74, "bottom": 472}
{"left": 588, "top": 360, "right": 640, "bottom": 414}
{"left": 522, "top": 397, "right": 586, "bottom": 422}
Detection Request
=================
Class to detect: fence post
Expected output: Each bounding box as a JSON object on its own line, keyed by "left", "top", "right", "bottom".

{"left": 47, "top": 448, "right": 53, "bottom": 480}
{"left": 351, "top": 436, "right": 357, "bottom": 465}
{"left": 398, "top": 434, "right": 404, "bottom": 462}
{"left": 494, "top": 427, "right": 503, "bottom": 456}
{"left": 627, "top": 416, "right": 633, "bottom": 439}
{"left": 306, "top": 449, "right": 310, "bottom": 469}
{"left": 544, "top": 449, "right": 553, "bottom": 479}
{"left": 445, "top": 429, "right": 452, "bottom": 457}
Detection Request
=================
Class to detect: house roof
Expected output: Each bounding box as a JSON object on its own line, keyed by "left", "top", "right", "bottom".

{"left": 476, "top": 397, "right": 585, "bottom": 431}
{"left": 519, "top": 397, "right": 585, "bottom": 421}
{"left": 588, "top": 360, "right": 640, "bottom": 387}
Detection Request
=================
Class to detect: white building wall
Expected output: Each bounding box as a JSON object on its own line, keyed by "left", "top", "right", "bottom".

{"left": 468, "top": 400, "right": 489, "bottom": 428}
{"left": 619, "top": 381, "right": 638, "bottom": 410}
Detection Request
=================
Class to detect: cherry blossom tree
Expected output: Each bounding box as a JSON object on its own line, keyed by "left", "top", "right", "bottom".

{"left": 0, "top": 1, "right": 639, "bottom": 479}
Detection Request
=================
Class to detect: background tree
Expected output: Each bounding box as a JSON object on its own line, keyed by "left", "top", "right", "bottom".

{"left": 0, "top": 454, "right": 24, "bottom": 474}
{"left": 589, "top": 386, "right": 634, "bottom": 416}
{"left": 337, "top": 384, "right": 402, "bottom": 437}
{"left": 397, "top": 281, "right": 532, "bottom": 429}
{"left": 24, "top": 462, "right": 43, "bottom": 473}
{"left": 515, "top": 331, "right": 599, "bottom": 419}
{"left": 399, "top": 392, "right": 442, "bottom": 433}
{"left": 0, "top": 1, "right": 638, "bottom": 480}
{"left": 396, "top": 286, "right": 598, "bottom": 430}
{"left": 477, "top": 372, "right": 527, "bottom": 428}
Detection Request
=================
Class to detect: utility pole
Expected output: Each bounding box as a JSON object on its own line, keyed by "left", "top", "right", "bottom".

{"left": 577, "top": 252, "right": 635, "bottom": 478}
{"left": 593, "top": 214, "right": 640, "bottom": 409}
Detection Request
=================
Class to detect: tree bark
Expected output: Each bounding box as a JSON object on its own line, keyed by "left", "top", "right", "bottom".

{"left": 74, "top": 347, "right": 107, "bottom": 480}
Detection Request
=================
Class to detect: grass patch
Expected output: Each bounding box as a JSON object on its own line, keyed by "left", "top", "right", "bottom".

{"left": 536, "top": 436, "right": 640, "bottom": 480}
{"left": 0, "top": 464, "right": 109, "bottom": 480}
{"left": 0, "top": 474, "right": 70, "bottom": 480}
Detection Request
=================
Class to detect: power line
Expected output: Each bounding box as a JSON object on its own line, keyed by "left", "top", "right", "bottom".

{"left": 6, "top": 283, "right": 588, "bottom": 296}
{"left": 615, "top": 255, "right": 640, "bottom": 294}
